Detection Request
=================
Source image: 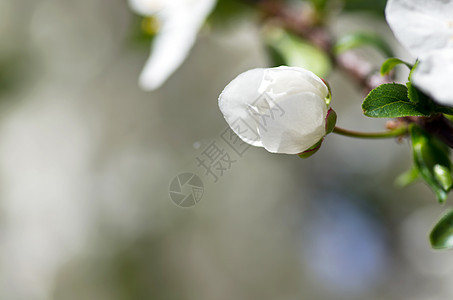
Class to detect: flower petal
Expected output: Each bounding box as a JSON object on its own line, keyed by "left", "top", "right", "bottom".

{"left": 218, "top": 68, "right": 266, "bottom": 146}
{"left": 260, "top": 92, "right": 327, "bottom": 154}
{"left": 385, "top": 0, "right": 453, "bottom": 57}
{"left": 128, "top": 0, "right": 165, "bottom": 15}
{"left": 258, "top": 66, "right": 328, "bottom": 100}
{"left": 412, "top": 49, "right": 453, "bottom": 106}
{"left": 135, "top": 0, "right": 216, "bottom": 90}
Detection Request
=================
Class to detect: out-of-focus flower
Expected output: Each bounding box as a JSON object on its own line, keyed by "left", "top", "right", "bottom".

{"left": 129, "top": 0, "right": 216, "bottom": 90}
{"left": 412, "top": 50, "right": 453, "bottom": 106}
{"left": 218, "top": 66, "right": 330, "bottom": 154}
{"left": 385, "top": 0, "right": 453, "bottom": 57}
{"left": 385, "top": 0, "right": 453, "bottom": 105}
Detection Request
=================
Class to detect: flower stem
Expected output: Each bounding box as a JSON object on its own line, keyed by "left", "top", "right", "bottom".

{"left": 333, "top": 126, "right": 408, "bottom": 139}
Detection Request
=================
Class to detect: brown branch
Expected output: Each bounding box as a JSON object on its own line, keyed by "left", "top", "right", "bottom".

{"left": 256, "top": 0, "right": 392, "bottom": 93}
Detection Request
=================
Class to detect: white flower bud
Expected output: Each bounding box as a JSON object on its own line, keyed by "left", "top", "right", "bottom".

{"left": 218, "top": 66, "right": 330, "bottom": 154}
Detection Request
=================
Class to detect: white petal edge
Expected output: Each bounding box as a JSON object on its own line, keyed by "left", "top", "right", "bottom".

{"left": 137, "top": 0, "right": 216, "bottom": 90}
{"left": 218, "top": 68, "right": 266, "bottom": 147}
{"left": 128, "top": 0, "right": 165, "bottom": 15}
{"left": 128, "top": 0, "right": 206, "bottom": 16}
{"left": 412, "top": 50, "right": 453, "bottom": 107}
{"left": 258, "top": 66, "right": 329, "bottom": 100}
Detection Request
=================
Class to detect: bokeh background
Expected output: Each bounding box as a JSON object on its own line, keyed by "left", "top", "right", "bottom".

{"left": 1, "top": 0, "right": 452, "bottom": 299}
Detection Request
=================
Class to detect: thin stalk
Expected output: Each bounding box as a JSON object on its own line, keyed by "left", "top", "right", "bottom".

{"left": 333, "top": 126, "right": 407, "bottom": 139}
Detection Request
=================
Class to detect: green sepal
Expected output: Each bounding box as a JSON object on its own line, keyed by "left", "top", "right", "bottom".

{"left": 430, "top": 208, "right": 453, "bottom": 250}
{"left": 325, "top": 108, "right": 337, "bottom": 134}
{"left": 334, "top": 32, "right": 393, "bottom": 57}
{"left": 362, "top": 83, "right": 430, "bottom": 118}
{"left": 380, "top": 58, "right": 412, "bottom": 76}
{"left": 298, "top": 139, "right": 323, "bottom": 159}
{"left": 410, "top": 124, "right": 452, "bottom": 203}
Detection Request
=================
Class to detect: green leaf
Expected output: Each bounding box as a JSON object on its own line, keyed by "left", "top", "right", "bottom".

{"left": 406, "top": 82, "right": 434, "bottom": 115}
{"left": 444, "top": 114, "right": 453, "bottom": 122}
{"left": 407, "top": 80, "right": 452, "bottom": 115}
{"left": 395, "top": 167, "right": 419, "bottom": 188}
{"left": 264, "top": 28, "right": 331, "bottom": 78}
{"left": 380, "top": 58, "right": 412, "bottom": 76}
{"left": 207, "top": 0, "right": 251, "bottom": 27}
{"left": 407, "top": 82, "right": 427, "bottom": 104}
{"left": 362, "top": 83, "right": 430, "bottom": 118}
{"left": 309, "top": 0, "right": 329, "bottom": 22}
{"left": 334, "top": 32, "right": 393, "bottom": 58}
{"left": 432, "top": 98, "right": 453, "bottom": 115}
{"left": 436, "top": 106, "right": 453, "bottom": 115}
{"left": 408, "top": 59, "right": 419, "bottom": 81}
{"left": 410, "top": 125, "right": 452, "bottom": 203}
{"left": 342, "top": 0, "right": 386, "bottom": 15}
{"left": 430, "top": 208, "right": 453, "bottom": 250}
{"left": 310, "top": 0, "right": 329, "bottom": 12}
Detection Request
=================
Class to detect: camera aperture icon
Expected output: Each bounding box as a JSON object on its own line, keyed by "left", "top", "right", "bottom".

{"left": 169, "top": 173, "right": 204, "bottom": 208}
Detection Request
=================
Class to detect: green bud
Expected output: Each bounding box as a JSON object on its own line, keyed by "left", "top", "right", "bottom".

{"left": 434, "top": 164, "right": 453, "bottom": 192}
{"left": 410, "top": 124, "right": 452, "bottom": 203}
{"left": 430, "top": 208, "right": 453, "bottom": 250}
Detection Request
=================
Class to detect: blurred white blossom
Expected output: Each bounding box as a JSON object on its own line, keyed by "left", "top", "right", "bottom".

{"left": 218, "top": 66, "right": 329, "bottom": 154}
{"left": 412, "top": 50, "right": 453, "bottom": 106}
{"left": 129, "top": 0, "right": 216, "bottom": 90}
{"left": 385, "top": 0, "right": 453, "bottom": 105}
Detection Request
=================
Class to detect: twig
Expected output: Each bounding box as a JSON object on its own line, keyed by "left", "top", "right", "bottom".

{"left": 256, "top": 0, "right": 392, "bottom": 92}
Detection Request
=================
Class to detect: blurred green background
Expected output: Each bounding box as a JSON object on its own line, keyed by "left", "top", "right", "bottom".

{"left": 1, "top": 0, "right": 452, "bottom": 299}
